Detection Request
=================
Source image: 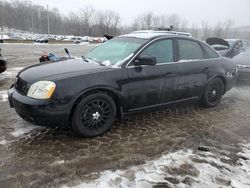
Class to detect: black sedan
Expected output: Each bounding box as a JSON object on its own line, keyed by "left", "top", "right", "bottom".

{"left": 8, "top": 31, "right": 238, "bottom": 137}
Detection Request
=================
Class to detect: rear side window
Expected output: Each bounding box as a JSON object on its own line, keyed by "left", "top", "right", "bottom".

{"left": 139, "top": 39, "right": 174, "bottom": 64}
{"left": 178, "top": 39, "right": 205, "bottom": 60}
{"left": 201, "top": 43, "right": 219, "bottom": 59}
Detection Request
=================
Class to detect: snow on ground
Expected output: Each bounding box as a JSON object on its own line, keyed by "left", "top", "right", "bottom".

{"left": 10, "top": 122, "right": 40, "bottom": 137}
{"left": 0, "top": 90, "right": 8, "bottom": 102}
{"left": 0, "top": 121, "right": 44, "bottom": 145}
{"left": 63, "top": 144, "right": 250, "bottom": 188}
{"left": 0, "top": 138, "right": 15, "bottom": 145}
{"left": 0, "top": 67, "right": 23, "bottom": 80}
{"left": 0, "top": 67, "right": 24, "bottom": 102}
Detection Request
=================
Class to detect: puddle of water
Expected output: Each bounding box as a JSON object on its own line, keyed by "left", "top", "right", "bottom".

{"left": 63, "top": 144, "right": 250, "bottom": 188}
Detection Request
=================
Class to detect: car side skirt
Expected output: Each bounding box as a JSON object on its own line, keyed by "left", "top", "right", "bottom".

{"left": 123, "top": 96, "right": 199, "bottom": 116}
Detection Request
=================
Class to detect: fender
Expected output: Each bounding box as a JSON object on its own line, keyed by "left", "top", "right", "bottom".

{"left": 71, "top": 85, "right": 125, "bottom": 120}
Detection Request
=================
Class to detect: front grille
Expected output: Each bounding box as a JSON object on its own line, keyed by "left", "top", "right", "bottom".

{"left": 15, "top": 77, "right": 28, "bottom": 95}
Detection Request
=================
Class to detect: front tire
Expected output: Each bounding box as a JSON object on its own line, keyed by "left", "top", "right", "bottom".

{"left": 201, "top": 78, "right": 224, "bottom": 108}
{"left": 71, "top": 93, "right": 116, "bottom": 138}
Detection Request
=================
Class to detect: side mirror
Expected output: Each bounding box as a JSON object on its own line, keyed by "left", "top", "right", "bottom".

{"left": 134, "top": 55, "right": 156, "bottom": 66}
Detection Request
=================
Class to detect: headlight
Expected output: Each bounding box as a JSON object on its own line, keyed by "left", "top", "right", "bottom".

{"left": 27, "top": 81, "right": 56, "bottom": 99}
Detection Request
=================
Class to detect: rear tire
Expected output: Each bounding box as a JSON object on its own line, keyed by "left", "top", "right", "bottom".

{"left": 71, "top": 93, "right": 116, "bottom": 138}
{"left": 201, "top": 78, "right": 224, "bottom": 108}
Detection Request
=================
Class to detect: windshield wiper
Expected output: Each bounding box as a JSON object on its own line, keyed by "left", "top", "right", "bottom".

{"left": 81, "top": 56, "right": 106, "bottom": 66}
{"left": 81, "top": 56, "right": 91, "bottom": 62}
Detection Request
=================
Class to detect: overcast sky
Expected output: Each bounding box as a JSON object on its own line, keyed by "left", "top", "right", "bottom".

{"left": 28, "top": 0, "right": 250, "bottom": 27}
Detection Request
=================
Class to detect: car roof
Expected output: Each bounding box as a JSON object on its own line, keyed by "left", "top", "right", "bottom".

{"left": 119, "top": 30, "right": 192, "bottom": 40}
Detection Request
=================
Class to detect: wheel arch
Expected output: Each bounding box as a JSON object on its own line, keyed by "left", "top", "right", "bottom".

{"left": 69, "top": 87, "right": 123, "bottom": 124}
{"left": 208, "top": 74, "right": 227, "bottom": 94}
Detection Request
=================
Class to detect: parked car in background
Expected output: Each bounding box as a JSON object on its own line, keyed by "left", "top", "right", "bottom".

{"left": 35, "top": 37, "right": 49, "bottom": 43}
{"left": 9, "top": 30, "right": 238, "bottom": 137}
{"left": 232, "top": 47, "right": 250, "bottom": 84}
{"left": 0, "top": 48, "right": 7, "bottom": 73}
{"left": 35, "top": 37, "right": 56, "bottom": 43}
{"left": 206, "top": 37, "right": 250, "bottom": 58}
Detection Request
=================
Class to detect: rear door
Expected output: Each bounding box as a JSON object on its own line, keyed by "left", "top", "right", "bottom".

{"left": 126, "top": 38, "right": 179, "bottom": 111}
{"left": 174, "top": 38, "right": 212, "bottom": 100}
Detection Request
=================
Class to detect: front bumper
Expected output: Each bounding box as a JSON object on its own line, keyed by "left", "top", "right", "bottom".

{"left": 8, "top": 88, "right": 74, "bottom": 127}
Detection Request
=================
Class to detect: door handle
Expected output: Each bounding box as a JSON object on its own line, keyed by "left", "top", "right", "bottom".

{"left": 203, "top": 67, "right": 209, "bottom": 73}
{"left": 164, "top": 72, "right": 177, "bottom": 78}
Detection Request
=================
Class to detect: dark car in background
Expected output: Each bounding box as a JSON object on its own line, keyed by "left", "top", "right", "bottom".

{"left": 0, "top": 48, "right": 7, "bottom": 73}
{"left": 232, "top": 47, "right": 250, "bottom": 84}
{"left": 206, "top": 37, "right": 250, "bottom": 58}
{"left": 206, "top": 37, "right": 250, "bottom": 84}
{"left": 35, "top": 37, "right": 56, "bottom": 43}
{"left": 8, "top": 31, "right": 238, "bottom": 137}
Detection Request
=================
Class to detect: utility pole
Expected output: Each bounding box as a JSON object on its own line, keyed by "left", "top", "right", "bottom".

{"left": 47, "top": 5, "right": 50, "bottom": 35}
{"left": 1, "top": 2, "right": 4, "bottom": 40}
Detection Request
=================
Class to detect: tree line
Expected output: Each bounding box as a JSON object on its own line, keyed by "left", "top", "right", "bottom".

{"left": 0, "top": 0, "right": 238, "bottom": 39}
{"left": 0, "top": 0, "right": 120, "bottom": 36}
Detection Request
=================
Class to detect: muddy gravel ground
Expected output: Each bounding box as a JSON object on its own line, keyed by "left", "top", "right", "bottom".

{"left": 0, "top": 44, "right": 250, "bottom": 188}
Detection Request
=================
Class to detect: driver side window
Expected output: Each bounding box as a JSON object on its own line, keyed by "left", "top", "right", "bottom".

{"left": 139, "top": 39, "right": 174, "bottom": 64}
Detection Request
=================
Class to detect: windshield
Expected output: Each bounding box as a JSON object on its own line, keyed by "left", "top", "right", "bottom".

{"left": 86, "top": 37, "right": 146, "bottom": 66}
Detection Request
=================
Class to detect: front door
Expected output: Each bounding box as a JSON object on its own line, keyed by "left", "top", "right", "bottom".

{"left": 125, "top": 38, "right": 179, "bottom": 111}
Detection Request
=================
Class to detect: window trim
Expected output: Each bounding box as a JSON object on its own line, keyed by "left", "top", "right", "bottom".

{"left": 199, "top": 41, "right": 220, "bottom": 59}
{"left": 125, "top": 37, "right": 177, "bottom": 68}
{"left": 137, "top": 38, "right": 175, "bottom": 65}
{"left": 125, "top": 36, "right": 222, "bottom": 68}
{"left": 176, "top": 38, "right": 206, "bottom": 61}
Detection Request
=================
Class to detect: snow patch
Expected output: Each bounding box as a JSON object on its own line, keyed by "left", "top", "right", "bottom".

{"left": 10, "top": 122, "right": 41, "bottom": 137}
{"left": 62, "top": 144, "right": 250, "bottom": 188}
{"left": 0, "top": 139, "right": 8, "bottom": 145}
{"left": 0, "top": 139, "right": 14, "bottom": 145}
{"left": 0, "top": 90, "right": 8, "bottom": 102}
{"left": 0, "top": 67, "right": 24, "bottom": 79}
{"left": 53, "top": 160, "right": 65, "bottom": 165}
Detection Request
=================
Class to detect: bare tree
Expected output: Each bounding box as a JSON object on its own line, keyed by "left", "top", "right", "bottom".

{"left": 78, "top": 6, "right": 94, "bottom": 35}
{"left": 201, "top": 21, "right": 211, "bottom": 40}
{"left": 213, "top": 22, "right": 224, "bottom": 38}
{"left": 191, "top": 24, "right": 199, "bottom": 38}
{"left": 223, "top": 19, "right": 234, "bottom": 38}
{"left": 132, "top": 11, "right": 154, "bottom": 30}
{"left": 92, "top": 10, "right": 121, "bottom": 36}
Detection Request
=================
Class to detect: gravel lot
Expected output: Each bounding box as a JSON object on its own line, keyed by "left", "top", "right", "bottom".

{"left": 0, "top": 43, "right": 250, "bottom": 188}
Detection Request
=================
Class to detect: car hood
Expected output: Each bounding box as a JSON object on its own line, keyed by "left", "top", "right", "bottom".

{"left": 18, "top": 58, "right": 110, "bottom": 83}
{"left": 206, "top": 38, "right": 230, "bottom": 48}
